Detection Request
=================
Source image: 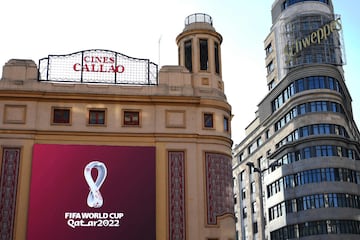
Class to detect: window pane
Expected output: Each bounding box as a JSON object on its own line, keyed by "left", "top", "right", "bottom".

{"left": 199, "top": 39, "right": 208, "bottom": 70}
{"left": 223, "top": 116, "right": 229, "bottom": 132}
{"left": 89, "top": 110, "right": 105, "bottom": 124}
{"left": 53, "top": 108, "right": 70, "bottom": 124}
{"left": 204, "top": 113, "right": 213, "bottom": 128}
{"left": 297, "top": 79, "right": 304, "bottom": 92}
{"left": 124, "top": 111, "right": 140, "bottom": 126}
{"left": 184, "top": 40, "right": 192, "bottom": 72}
{"left": 214, "top": 42, "right": 220, "bottom": 74}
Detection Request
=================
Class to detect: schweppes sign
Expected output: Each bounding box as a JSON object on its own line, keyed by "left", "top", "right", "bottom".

{"left": 284, "top": 18, "right": 342, "bottom": 65}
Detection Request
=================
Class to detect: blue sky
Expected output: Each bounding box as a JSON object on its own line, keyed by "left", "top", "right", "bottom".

{"left": 0, "top": 0, "right": 358, "bottom": 144}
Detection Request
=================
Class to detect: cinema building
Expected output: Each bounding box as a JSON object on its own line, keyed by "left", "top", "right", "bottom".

{"left": 232, "top": 0, "right": 360, "bottom": 239}
{"left": 0, "top": 13, "right": 235, "bottom": 240}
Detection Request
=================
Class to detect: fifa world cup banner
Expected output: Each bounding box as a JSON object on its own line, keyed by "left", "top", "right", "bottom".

{"left": 27, "top": 144, "right": 156, "bottom": 240}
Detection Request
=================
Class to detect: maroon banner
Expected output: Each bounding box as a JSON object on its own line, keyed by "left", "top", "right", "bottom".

{"left": 27, "top": 144, "right": 156, "bottom": 240}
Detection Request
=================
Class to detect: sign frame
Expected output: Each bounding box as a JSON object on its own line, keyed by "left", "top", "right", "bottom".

{"left": 38, "top": 49, "right": 158, "bottom": 85}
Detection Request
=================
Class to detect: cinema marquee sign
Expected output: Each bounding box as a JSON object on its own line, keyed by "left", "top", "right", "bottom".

{"left": 38, "top": 49, "right": 158, "bottom": 85}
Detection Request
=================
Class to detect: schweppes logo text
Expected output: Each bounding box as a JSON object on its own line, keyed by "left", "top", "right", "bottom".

{"left": 284, "top": 18, "right": 342, "bottom": 64}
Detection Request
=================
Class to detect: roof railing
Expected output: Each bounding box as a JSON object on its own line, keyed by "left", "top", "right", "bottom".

{"left": 185, "top": 13, "right": 213, "bottom": 26}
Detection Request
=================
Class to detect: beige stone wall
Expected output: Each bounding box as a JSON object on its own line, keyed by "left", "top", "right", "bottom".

{"left": 0, "top": 58, "right": 235, "bottom": 240}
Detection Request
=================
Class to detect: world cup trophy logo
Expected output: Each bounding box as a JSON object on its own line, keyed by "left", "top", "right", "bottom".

{"left": 84, "top": 161, "right": 107, "bottom": 208}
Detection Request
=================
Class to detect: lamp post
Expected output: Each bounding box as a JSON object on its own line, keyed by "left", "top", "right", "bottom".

{"left": 246, "top": 160, "right": 281, "bottom": 240}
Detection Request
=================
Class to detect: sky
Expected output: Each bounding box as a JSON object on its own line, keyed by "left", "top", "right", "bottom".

{"left": 0, "top": 0, "right": 359, "bottom": 144}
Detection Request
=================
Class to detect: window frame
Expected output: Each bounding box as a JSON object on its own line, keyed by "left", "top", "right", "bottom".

{"left": 267, "top": 60, "right": 274, "bottom": 74}
{"left": 268, "top": 79, "right": 275, "bottom": 90}
{"left": 251, "top": 182, "right": 256, "bottom": 193}
{"left": 242, "top": 207, "right": 247, "bottom": 218}
{"left": 199, "top": 38, "right": 209, "bottom": 71}
{"left": 51, "top": 107, "right": 72, "bottom": 125}
{"left": 214, "top": 41, "right": 220, "bottom": 74}
{"left": 87, "top": 108, "right": 107, "bottom": 126}
{"left": 265, "top": 43, "right": 273, "bottom": 55}
{"left": 203, "top": 112, "right": 214, "bottom": 129}
{"left": 223, "top": 115, "right": 229, "bottom": 132}
{"left": 184, "top": 39, "right": 192, "bottom": 72}
{"left": 122, "top": 109, "right": 141, "bottom": 127}
{"left": 253, "top": 221, "right": 258, "bottom": 234}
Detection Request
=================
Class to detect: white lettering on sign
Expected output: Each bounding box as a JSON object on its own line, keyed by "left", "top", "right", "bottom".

{"left": 64, "top": 212, "right": 125, "bottom": 229}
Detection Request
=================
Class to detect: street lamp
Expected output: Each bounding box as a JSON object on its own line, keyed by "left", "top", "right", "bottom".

{"left": 246, "top": 162, "right": 261, "bottom": 173}
{"left": 246, "top": 161, "right": 281, "bottom": 173}
{"left": 245, "top": 160, "right": 282, "bottom": 240}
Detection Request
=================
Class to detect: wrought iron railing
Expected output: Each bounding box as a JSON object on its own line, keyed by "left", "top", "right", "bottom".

{"left": 185, "top": 13, "right": 213, "bottom": 26}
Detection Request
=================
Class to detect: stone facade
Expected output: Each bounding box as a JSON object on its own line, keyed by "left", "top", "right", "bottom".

{"left": 233, "top": 1, "right": 360, "bottom": 240}
{"left": 0, "top": 14, "right": 235, "bottom": 240}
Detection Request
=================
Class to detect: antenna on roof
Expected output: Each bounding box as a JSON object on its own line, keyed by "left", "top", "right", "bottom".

{"left": 158, "top": 35, "right": 162, "bottom": 67}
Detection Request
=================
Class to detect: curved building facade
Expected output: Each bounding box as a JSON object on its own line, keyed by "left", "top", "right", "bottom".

{"left": 233, "top": 1, "right": 360, "bottom": 239}
{"left": 0, "top": 14, "right": 235, "bottom": 240}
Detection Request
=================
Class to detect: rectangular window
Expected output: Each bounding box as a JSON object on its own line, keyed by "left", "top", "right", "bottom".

{"left": 223, "top": 116, "right": 229, "bottom": 132}
{"left": 123, "top": 110, "right": 140, "bottom": 126}
{"left": 267, "top": 184, "right": 272, "bottom": 198}
{"left": 319, "top": 76, "right": 325, "bottom": 88}
{"left": 265, "top": 43, "right": 273, "bottom": 55}
{"left": 253, "top": 222, "right": 258, "bottom": 234}
{"left": 88, "top": 109, "right": 106, "bottom": 125}
{"left": 272, "top": 98, "right": 279, "bottom": 112}
{"left": 267, "top": 61, "right": 274, "bottom": 74}
{"left": 240, "top": 170, "right": 245, "bottom": 181}
{"left": 331, "top": 102, "right": 338, "bottom": 112}
{"left": 214, "top": 42, "right": 220, "bottom": 74}
{"left": 316, "top": 101, "right": 322, "bottom": 111}
{"left": 328, "top": 77, "right": 334, "bottom": 89}
{"left": 241, "top": 188, "right": 246, "bottom": 199}
{"left": 299, "top": 104, "right": 306, "bottom": 114}
{"left": 310, "top": 102, "right": 316, "bottom": 112}
{"left": 203, "top": 113, "right": 214, "bottom": 128}
{"left": 304, "top": 147, "right": 311, "bottom": 159}
{"left": 297, "top": 79, "right": 305, "bottom": 92}
{"left": 184, "top": 40, "right": 192, "bottom": 72}
{"left": 251, "top": 182, "right": 256, "bottom": 193}
{"left": 251, "top": 202, "right": 257, "bottom": 213}
{"left": 278, "top": 94, "right": 284, "bottom": 106}
{"left": 52, "top": 107, "right": 71, "bottom": 124}
{"left": 238, "top": 152, "right": 244, "bottom": 163}
{"left": 257, "top": 157, "right": 263, "bottom": 170}
{"left": 256, "top": 137, "right": 262, "bottom": 147}
{"left": 268, "top": 79, "right": 275, "bottom": 90}
{"left": 265, "top": 129, "right": 270, "bottom": 139}
{"left": 248, "top": 143, "right": 255, "bottom": 154}
{"left": 322, "top": 101, "right": 328, "bottom": 111}
{"left": 284, "top": 88, "right": 289, "bottom": 101}
{"left": 199, "top": 39, "right": 208, "bottom": 70}
{"left": 308, "top": 77, "right": 315, "bottom": 89}
{"left": 327, "top": 146, "right": 334, "bottom": 156}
